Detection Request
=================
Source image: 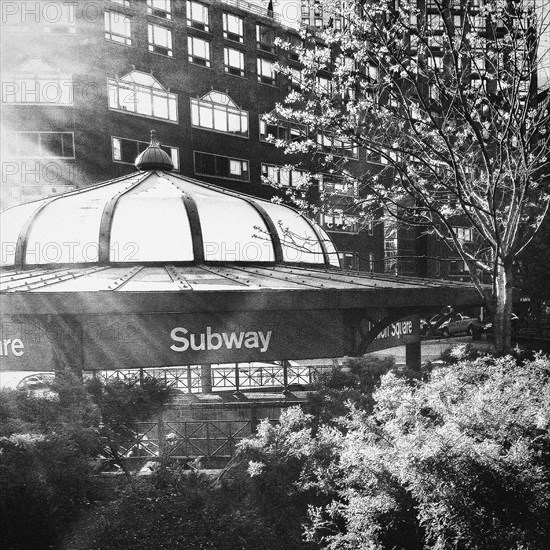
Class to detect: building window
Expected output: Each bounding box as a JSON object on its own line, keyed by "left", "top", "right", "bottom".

{"left": 2, "top": 59, "right": 73, "bottom": 105}
{"left": 3, "top": 132, "right": 75, "bottom": 158}
{"left": 224, "top": 47, "right": 245, "bottom": 76}
{"left": 320, "top": 209, "right": 359, "bottom": 233}
{"left": 427, "top": 55, "right": 443, "bottom": 70}
{"left": 449, "top": 259, "right": 466, "bottom": 274}
{"left": 368, "top": 252, "right": 375, "bottom": 272}
{"left": 191, "top": 91, "right": 248, "bottom": 137}
{"left": 108, "top": 71, "right": 178, "bottom": 122}
{"left": 338, "top": 252, "right": 359, "bottom": 270}
{"left": 112, "top": 136, "right": 179, "bottom": 169}
{"left": 104, "top": 10, "right": 132, "bottom": 45}
{"left": 257, "top": 58, "right": 276, "bottom": 85}
{"left": 188, "top": 36, "right": 211, "bottom": 66}
{"left": 148, "top": 24, "right": 173, "bottom": 56}
{"left": 259, "top": 115, "right": 306, "bottom": 142}
{"left": 320, "top": 175, "right": 358, "bottom": 196}
{"left": 194, "top": 151, "right": 249, "bottom": 181}
{"left": 186, "top": 1, "right": 209, "bottom": 32}
{"left": 256, "top": 24, "right": 275, "bottom": 51}
{"left": 427, "top": 14, "right": 444, "bottom": 32}
{"left": 223, "top": 13, "right": 244, "bottom": 42}
{"left": 317, "top": 133, "right": 358, "bottom": 158}
{"left": 261, "top": 164, "right": 307, "bottom": 187}
{"left": 147, "top": 0, "right": 172, "bottom": 20}
{"left": 316, "top": 75, "right": 333, "bottom": 95}
{"left": 454, "top": 227, "right": 473, "bottom": 242}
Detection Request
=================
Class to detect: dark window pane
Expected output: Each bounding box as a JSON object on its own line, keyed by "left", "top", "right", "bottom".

{"left": 41, "top": 133, "right": 63, "bottom": 157}
{"left": 216, "top": 155, "right": 229, "bottom": 176}
{"left": 62, "top": 133, "right": 74, "bottom": 157}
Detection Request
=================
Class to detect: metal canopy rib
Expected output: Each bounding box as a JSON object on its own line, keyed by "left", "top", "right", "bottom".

{"left": 14, "top": 173, "right": 146, "bottom": 268}
{"left": 97, "top": 172, "right": 154, "bottom": 263}
{"left": 167, "top": 172, "right": 286, "bottom": 265}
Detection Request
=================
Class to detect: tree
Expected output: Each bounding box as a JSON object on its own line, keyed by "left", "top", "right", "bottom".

{"left": 270, "top": 0, "right": 550, "bottom": 352}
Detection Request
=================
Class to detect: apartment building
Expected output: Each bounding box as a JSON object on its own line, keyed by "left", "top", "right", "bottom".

{"left": 1, "top": 0, "right": 387, "bottom": 272}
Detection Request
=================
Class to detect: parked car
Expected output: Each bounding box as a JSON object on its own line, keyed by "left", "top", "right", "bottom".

{"left": 436, "top": 313, "right": 482, "bottom": 338}
{"left": 482, "top": 313, "right": 520, "bottom": 334}
{"left": 0, "top": 371, "right": 56, "bottom": 398}
{"left": 420, "top": 314, "right": 444, "bottom": 337}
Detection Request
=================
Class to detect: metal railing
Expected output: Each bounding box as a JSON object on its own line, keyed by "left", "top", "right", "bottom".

{"left": 92, "top": 363, "right": 318, "bottom": 394}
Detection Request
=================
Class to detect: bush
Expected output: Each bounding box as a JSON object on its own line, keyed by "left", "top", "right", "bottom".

{"left": 62, "top": 464, "right": 314, "bottom": 550}
{"left": 299, "top": 354, "right": 550, "bottom": 550}
{"left": 0, "top": 373, "right": 175, "bottom": 550}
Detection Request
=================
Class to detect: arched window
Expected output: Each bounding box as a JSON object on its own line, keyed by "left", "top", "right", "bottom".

{"left": 190, "top": 91, "right": 248, "bottom": 137}
{"left": 2, "top": 59, "right": 73, "bottom": 105}
{"left": 108, "top": 70, "right": 178, "bottom": 122}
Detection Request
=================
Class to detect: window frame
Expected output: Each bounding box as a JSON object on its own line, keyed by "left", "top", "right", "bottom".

{"left": 224, "top": 47, "right": 245, "bottom": 77}
{"left": 261, "top": 163, "right": 308, "bottom": 188}
{"left": 3, "top": 131, "right": 75, "bottom": 159}
{"left": 190, "top": 93, "right": 249, "bottom": 137}
{"left": 108, "top": 76, "right": 178, "bottom": 123}
{"left": 2, "top": 73, "right": 73, "bottom": 105}
{"left": 104, "top": 10, "right": 133, "bottom": 45}
{"left": 148, "top": 23, "right": 173, "bottom": 57}
{"left": 259, "top": 116, "right": 307, "bottom": 143}
{"left": 194, "top": 151, "right": 250, "bottom": 181}
{"left": 147, "top": 0, "right": 172, "bottom": 20}
{"left": 256, "top": 23, "right": 275, "bottom": 52}
{"left": 320, "top": 209, "right": 360, "bottom": 234}
{"left": 186, "top": 0, "right": 209, "bottom": 32}
{"left": 188, "top": 35, "right": 211, "bottom": 67}
{"left": 223, "top": 12, "right": 244, "bottom": 43}
{"left": 257, "top": 57, "right": 276, "bottom": 85}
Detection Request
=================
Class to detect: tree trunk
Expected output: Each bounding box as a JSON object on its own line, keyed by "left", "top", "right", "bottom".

{"left": 493, "top": 260, "right": 514, "bottom": 354}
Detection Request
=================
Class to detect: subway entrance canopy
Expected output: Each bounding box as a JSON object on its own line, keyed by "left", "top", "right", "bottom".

{"left": 0, "top": 134, "right": 485, "bottom": 377}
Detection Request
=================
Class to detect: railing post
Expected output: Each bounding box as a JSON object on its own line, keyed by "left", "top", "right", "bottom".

{"left": 201, "top": 364, "right": 212, "bottom": 393}
{"left": 157, "top": 410, "right": 166, "bottom": 460}
{"left": 234, "top": 363, "right": 240, "bottom": 393}
{"left": 282, "top": 360, "right": 289, "bottom": 390}
{"left": 186, "top": 365, "right": 192, "bottom": 394}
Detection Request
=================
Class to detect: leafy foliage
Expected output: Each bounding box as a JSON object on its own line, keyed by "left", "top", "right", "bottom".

{"left": 62, "top": 463, "right": 316, "bottom": 550}
{"left": 260, "top": 354, "right": 550, "bottom": 550}
{"left": 306, "top": 355, "right": 423, "bottom": 425}
{"left": 0, "top": 373, "right": 174, "bottom": 550}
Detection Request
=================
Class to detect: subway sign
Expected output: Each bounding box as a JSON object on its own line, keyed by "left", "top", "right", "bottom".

{"left": 367, "top": 316, "right": 420, "bottom": 353}
{"left": 81, "top": 311, "right": 347, "bottom": 369}
{"left": 1, "top": 312, "right": 420, "bottom": 372}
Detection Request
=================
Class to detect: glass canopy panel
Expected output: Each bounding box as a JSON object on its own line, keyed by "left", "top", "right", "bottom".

{"left": 0, "top": 199, "right": 50, "bottom": 266}
{"left": 167, "top": 177, "right": 275, "bottom": 262}
{"left": 255, "top": 201, "right": 324, "bottom": 264}
{"left": 317, "top": 226, "right": 341, "bottom": 267}
{"left": 24, "top": 181, "right": 132, "bottom": 264}
{"left": 109, "top": 177, "right": 194, "bottom": 262}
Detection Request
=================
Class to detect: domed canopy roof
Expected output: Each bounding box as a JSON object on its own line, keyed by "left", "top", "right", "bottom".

{"left": 0, "top": 140, "right": 340, "bottom": 269}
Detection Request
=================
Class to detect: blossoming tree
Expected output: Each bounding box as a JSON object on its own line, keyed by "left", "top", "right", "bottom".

{"left": 270, "top": 0, "right": 550, "bottom": 352}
